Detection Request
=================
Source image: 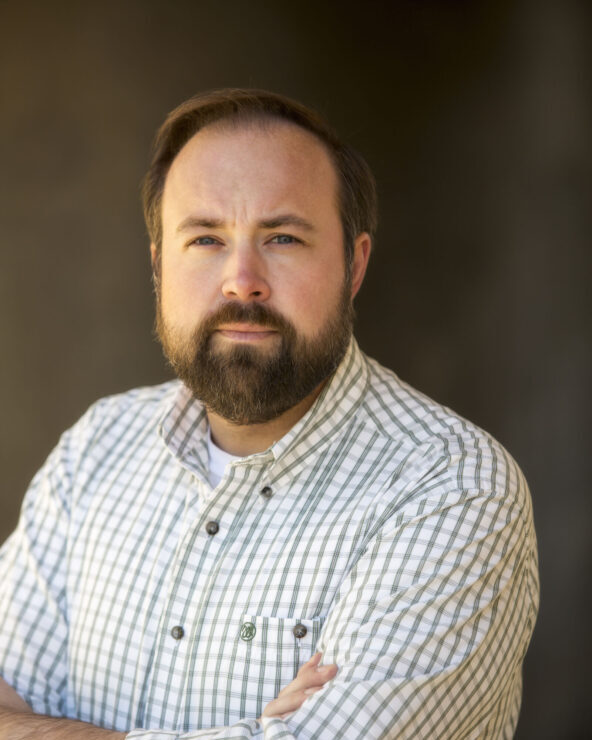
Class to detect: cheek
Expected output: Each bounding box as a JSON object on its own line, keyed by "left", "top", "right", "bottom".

{"left": 160, "top": 263, "right": 207, "bottom": 325}
{"left": 283, "top": 272, "right": 344, "bottom": 334}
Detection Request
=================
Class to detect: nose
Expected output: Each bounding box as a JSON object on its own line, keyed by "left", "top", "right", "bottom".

{"left": 221, "top": 244, "right": 271, "bottom": 302}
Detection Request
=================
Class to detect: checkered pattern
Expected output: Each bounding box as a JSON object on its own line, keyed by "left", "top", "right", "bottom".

{"left": 0, "top": 339, "right": 539, "bottom": 739}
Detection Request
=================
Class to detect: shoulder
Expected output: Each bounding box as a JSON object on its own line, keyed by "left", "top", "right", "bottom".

{"left": 361, "top": 353, "right": 486, "bottom": 444}
{"left": 44, "top": 380, "right": 183, "bottom": 478}
{"left": 80, "top": 380, "right": 182, "bottom": 430}
{"left": 358, "top": 352, "right": 531, "bottom": 515}
{"left": 13, "top": 380, "right": 184, "bottom": 530}
{"left": 355, "top": 354, "right": 538, "bottom": 611}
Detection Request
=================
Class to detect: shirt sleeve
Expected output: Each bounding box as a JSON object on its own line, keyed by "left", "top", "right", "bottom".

{"left": 0, "top": 432, "right": 73, "bottom": 717}
{"left": 126, "top": 443, "right": 539, "bottom": 739}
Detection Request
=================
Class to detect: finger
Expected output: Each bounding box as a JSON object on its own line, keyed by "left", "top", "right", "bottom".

{"left": 308, "top": 651, "right": 323, "bottom": 667}
{"left": 296, "top": 657, "right": 339, "bottom": 687}
{"left": 270, "top": 652, "right": 338, "bottom": 708}
{"left": 278, "top": 665, "right": 337, "bottom": 697}
{"left": 295, "top": 651, "right": 322, "bottom": 677}
{"left": 262, "top": 686, "right": 324, "bottom": 719}
{"left": 273, "top": 661, "right": 338, "bottom": 708}
{"left": 299, "top": 653, "right": 338, "bottom": 675}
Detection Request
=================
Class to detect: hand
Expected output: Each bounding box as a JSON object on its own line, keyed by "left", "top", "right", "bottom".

{"left": 260, "top": 652, "right": 338, "bottom": 721}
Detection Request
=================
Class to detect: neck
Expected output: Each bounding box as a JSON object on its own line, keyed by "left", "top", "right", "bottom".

{"left": 207, "top": 382, "right": 326, "bottom": 456}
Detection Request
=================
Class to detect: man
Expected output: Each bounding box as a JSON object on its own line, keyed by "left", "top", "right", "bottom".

{"left": 0, "top": 89, "right": 538, "bottom": 739}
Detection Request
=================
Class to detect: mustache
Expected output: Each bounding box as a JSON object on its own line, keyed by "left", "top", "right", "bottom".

{"left": 199, "top": 301, "right": 296, "bottom": 337}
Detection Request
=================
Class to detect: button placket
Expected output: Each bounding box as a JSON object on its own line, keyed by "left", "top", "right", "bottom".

{"left": 158, "top": 502, "right": 227, "bottom": 656}
{"left": 162, "top": 466, "right": 276, "bottom": 667}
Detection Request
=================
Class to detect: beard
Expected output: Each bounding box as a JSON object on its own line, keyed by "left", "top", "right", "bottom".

{"left": 155, "top": 284, "right": 354, "bottom": 426}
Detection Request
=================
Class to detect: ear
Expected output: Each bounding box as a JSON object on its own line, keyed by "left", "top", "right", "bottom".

{"left": 350, "top": 232, "right": 372, "bottom": 299}
{"left": 150, "top": 244, "right": 162, "bottom": 293}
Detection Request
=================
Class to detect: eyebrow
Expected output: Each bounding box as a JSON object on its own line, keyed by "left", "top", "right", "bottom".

{"left": 176, "top": 216, "right": 224, "bottom": 232}
{"left": 258, "top": 214, "right": 315, "bottom": 232}
{"left": 176, "top": 214, "right": 316, "bottom": 233}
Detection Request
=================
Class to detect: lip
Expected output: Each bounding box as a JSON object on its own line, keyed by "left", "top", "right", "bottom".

{"left": 215, "top": 324, "right": 278, "bottom": 341}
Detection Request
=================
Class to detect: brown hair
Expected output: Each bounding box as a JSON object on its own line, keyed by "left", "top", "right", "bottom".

{"left": 142, "top": 88, "right": 377, "bottom": 267}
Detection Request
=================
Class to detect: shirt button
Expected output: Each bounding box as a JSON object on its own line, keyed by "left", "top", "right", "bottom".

{"left": 171, "top": 625, "right": 185, "bottom": 640}
{"left": 260, "top": 486, "right": 273, "bottom": 499}
{"left": 205, "top": 521, "right": 219, "bottom": 535}
{"left": 293, "top": 623, "right": 307, "bottom": 639}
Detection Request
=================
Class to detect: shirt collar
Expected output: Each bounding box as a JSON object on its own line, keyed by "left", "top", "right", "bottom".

{"left": 158, "top": 337, "right": 369, "bottom": 482}
{"left": 269, "top": 337, "right": 369, "bottom": 470}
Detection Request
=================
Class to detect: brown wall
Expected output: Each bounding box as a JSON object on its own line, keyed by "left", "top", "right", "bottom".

{"left": 1, "top": 1, "right": 590, "bottom": 737}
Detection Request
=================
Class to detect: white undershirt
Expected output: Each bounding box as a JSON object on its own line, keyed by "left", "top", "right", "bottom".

{"left": 207, "top": 430, "right": 241, "bottom": 488}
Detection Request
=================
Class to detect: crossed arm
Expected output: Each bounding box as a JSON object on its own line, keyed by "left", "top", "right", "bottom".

{"left": 0, "top": 674, "right": 121, "bottom": 738}
{"left": 0, "top": 428, "right": 539, "bottom": 739}
{"left": 0, "top": 654, "right": 337, "bottom": 739}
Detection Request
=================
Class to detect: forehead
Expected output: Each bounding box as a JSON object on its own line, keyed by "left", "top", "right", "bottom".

{"left": 162, "top": 120, "right": 340, "bottom": 224}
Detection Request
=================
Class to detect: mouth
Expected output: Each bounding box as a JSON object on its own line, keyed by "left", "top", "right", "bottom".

{"left": 215, "top": 323, "right": 279, "bottom": 342}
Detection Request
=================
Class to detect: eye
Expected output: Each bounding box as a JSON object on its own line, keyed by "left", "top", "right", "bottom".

{"left": 190, "top": 235, "right": 222, "bottom": 247}
{"left": 268, "top": 234, "right": 302, "bottom": 245}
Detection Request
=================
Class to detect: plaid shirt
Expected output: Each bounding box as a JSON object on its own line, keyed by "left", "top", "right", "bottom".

{"left": 0, "top": 339, "right": 539, "bottom": 739}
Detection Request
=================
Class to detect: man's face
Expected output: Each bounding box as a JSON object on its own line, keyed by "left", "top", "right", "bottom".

{"left": 154, "top": 120, "right": 368, "bottom": 425}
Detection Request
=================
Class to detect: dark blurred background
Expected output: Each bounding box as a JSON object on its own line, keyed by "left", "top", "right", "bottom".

{"left": 1, "top": 0, "right": 590, "bottom": 737}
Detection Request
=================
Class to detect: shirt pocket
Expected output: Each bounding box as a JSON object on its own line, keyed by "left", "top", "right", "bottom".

{"left": 232, "top": 614, "right": 324, "bottom": 718}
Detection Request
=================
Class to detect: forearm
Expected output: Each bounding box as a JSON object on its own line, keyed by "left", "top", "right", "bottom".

{"left": 0, "top": 708, "right": 125, "bottom": 740}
